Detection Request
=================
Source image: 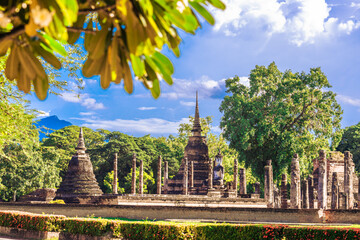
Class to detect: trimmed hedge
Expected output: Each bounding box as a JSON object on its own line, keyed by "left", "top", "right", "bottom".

{"left": 1, "top": 211, "right": 360, "bottom": 239}
{"left": 283, "top": 226, "right": 360, "bottom": 240}
{"left": 0, "top": 211, "right": 64, "bottom": 232}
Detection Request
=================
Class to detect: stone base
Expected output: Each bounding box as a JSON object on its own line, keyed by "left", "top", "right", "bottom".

{"left": 239, "top": 194, "right": 260, "bottom": 199}
{"left": 223, "top": 190, "right": 237, "bottom": 198}
{"left": 0, "top": 226, "right": 59, "bottom": 240}
{"left": 207, "top": 189, "right": 222, "bottom": 198}
{"left": 55, "top": 194, "right": 105, "bottom": 204}
{"left": 18, "top": 188, "right": 56, "bottom": 203}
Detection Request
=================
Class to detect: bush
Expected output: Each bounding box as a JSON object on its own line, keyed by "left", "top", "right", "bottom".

{"left": 283, "top": 226, "right": 360, "bottom": 240}
{"left": 1, "top": 211, "right": 360, "bottom": 239}
{"left": 59, "top": 218, "right": 111, "bottom": 236}
{"left": 0, "top": 211, "right": 64, "bottom": 232}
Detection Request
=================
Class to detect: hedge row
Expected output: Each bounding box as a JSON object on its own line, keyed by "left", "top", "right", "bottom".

{"left": 1, "top": 211, "right": 360, "bottom": 239}
{"left": 0, "top": 211, "right": 64, "bottom": 232}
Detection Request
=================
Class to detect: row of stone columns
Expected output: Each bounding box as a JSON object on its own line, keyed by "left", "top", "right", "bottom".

{"left": 112, "top": 153, "right": 169, "bottom": 195}
{"left": 266, "top": 150, "right": 356, "bottom": 209}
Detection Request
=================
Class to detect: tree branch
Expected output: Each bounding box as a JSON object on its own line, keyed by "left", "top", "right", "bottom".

{"left": 78, "top": 5, "right": 116, "bottom": 14}
{"left": 0, "top": 26, "right": 25, "bottom": 42}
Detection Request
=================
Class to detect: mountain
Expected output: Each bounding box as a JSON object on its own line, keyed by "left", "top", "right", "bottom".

{"left": 36, "top": 115, "right": 72, "bottom": 141}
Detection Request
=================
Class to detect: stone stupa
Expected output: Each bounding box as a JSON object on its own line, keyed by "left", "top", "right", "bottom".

{"left": 55, "top": 128, "right": 103, "bottom": 203}
{"left": 165, "top": 92, "right": 211, "bottom": 195}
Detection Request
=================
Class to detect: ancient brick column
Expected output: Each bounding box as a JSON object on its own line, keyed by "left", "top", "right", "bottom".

{"left": 157, "top": 155, "right": 162, "bottom": 195}
{"left": 131, "top": 153, "right": 137, "bottom": 195}
{"left": 302, "top": 179, "right": 309, "bottom": 209}
{"left": 264, "top": 160, "right": 274, "bottom": 207}
{"left": 183, "top": 157, "right": 189, "bottom": 195}
{"left": 331, "top": 172, "right": 339, "bottom": 209}
{"left": 139, "top": 159, "right": 143, "bottom": 195}
{"left": 281, "top": 174, "right": 288, "bottom": 209}
{"left": 233, "top": 159, "right": 238, "bottom": 194}
{"left": 239, "top": 168, "right": 247, "bottom": 194}
{"left": 318, "top": 150, "right": 327, "bottom": 209}
{"left": 344, "top": 151, "right": 354, "bottom": 209}
{"left": 290, "top": 154, "right": 301, "bottom": 209}
{"left": 113, "top": 153, "right": 118, "bottom": 194}
{"left": 308, "top": 175, "right": 314, "bottom": 209}
{"left": 208, "top": 159, "right": 213, "bottom": 189}
{"left": 254, "top": 182, "right": 260, "bottom": 194}
{"left": 190, "top": 160, "right": 194, "bottom": 188}
{"left": 163, "top": 161, "right": 168, "bottom": 194}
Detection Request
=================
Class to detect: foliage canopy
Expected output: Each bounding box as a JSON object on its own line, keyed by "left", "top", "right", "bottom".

{"left": 0, "top": 0, "right": 225, "bottom": 99}
{"left": 220, "top": 62, "right": 343, "bottom": 180}
{"left": 337, "top": 122, "right": 360, "bottom": 174}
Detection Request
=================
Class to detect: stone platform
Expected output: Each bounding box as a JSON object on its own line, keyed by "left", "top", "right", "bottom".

{"left": 2, "top": 202, "right": 360, "bottom": 224}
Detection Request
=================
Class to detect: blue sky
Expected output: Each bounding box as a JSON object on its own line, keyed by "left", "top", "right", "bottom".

{"left": 30, "top": 0, "right": 360, "bottom": 137}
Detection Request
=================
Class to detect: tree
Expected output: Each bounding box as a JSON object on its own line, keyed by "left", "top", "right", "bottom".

{"left": 0, "top": 0, "right": 225, "bottom": 99}
{"left": 220, "top": 62, "right": 343, "bottom": 181}
{"left": 337, "top": 123, "right": 360, "bottom": 174}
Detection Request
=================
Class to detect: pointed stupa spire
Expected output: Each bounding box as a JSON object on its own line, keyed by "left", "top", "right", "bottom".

{"left": 192, "top": 91, "right": 202, "bottom": 136}
{"left": 75, "top": 127, "right": 86, "bottom": 152}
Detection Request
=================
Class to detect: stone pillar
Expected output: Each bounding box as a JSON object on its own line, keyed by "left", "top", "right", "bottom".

{"left": 264, "top": 160, "right": 274, "bottom": 207}
{"left": 190, "top": 160, "right": 194, "bottom": 188}
{"left": 331, "top": 172, "right": 339, "bottom": 209}
{"left": 254, "top": 182, "right": 260, "bottom": 194}
{"left": 281, "top": 174, "right": 288, "bottom": 209}
{"left": 157, "top": 155, "right": 162, "bottom": 195}
{"left": 163, "top": 161, "right": 168, "bottom": 194}
{"left": 183, "top": 157, "right": 188, "bottom": 195}
{"left": 233, "top": 159, "right": 238, "bottom": 195}
{"left": 113, "top": 153, "right": 118, "bottom": 194}
{"left": 274, "top": 185, "right": 281, "bottom": 208}
{"left": 344, "top": 151, "right": 354, "bottom": 209}
{"left": 308, "top": 176, "right": 314, "bottom": 209}
{"left": 208, "top": 159, "right": 213, "bottom": 189}
{"left": 131, "top": 153, "right": 136, "bottom": 195}
{"left": 302, "top": 179, "right": 309, "bottom": 209}
{"left": 239, "top": 168, "right": 247, "bottom": 194}
{"left": 318, "top": 150, "right": 327, "bottom": 209}
{"left": 139, "top": 159, "right": 143, "bottom": 195}
{"left": 290, "top": 153, "right": 301, "bottom": 209}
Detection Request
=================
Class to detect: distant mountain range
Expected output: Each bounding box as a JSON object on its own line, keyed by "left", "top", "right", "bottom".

{"left": 35, "top": 115, "right": 72, "bottom": 141}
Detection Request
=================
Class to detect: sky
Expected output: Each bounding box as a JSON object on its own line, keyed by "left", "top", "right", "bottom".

{"left": 30, "top": 0, "right": 360, "bottom": 137}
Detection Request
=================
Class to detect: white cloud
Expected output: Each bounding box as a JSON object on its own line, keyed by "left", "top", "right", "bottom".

{"left": 180, "top": 101, "right": 196, "bottom": 107}
{"left": 37, "top": 110, "right": 50, "bottom": 117}
{"left": 350, "top": 2, "right": 360, "bottom": 8}
{"left": 213, "top": 0, "right": 360, "bottom": 46}
{"left": 60, "top": 93, "right": 105, "bottom": 110}
{"left": 138, "top": 107, "right": 157, "bottom": 110}
{"left": 79, "top": 112, "right": 96, "bottom": 116}
{"left": 161, "top": 75, "right": 226, "bottom": 99}
{"left": 82, "top": 118, "right": 190, "bottom": 134}
{"left": 337, "top": 94, "right": 360, "bottom": 107}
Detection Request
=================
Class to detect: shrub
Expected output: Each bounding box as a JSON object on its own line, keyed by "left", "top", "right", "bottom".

{"left": 0, "top": 211, "right": 64, "bottom": 232}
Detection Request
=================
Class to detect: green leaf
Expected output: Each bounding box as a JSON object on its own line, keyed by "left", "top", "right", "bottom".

{"left": 189, "top": 2, "right": 215, "bottom": 25}
{"left": 151, "top": 78, "right": 160, "bottom": 99}
{"left": 38, "top": 32, "right": 67, "bottom": 57}
{"left": 130, "top": 54, "right": 145, "bottom": 77}
{"left": 207, "top": 0, "right": 226, "bottom": 10}
{"left": 33, "top": 76, "right": 49, "bottom": 100}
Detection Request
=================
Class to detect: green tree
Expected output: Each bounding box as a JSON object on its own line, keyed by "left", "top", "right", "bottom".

{"left": 220, "top": 62, "right": 343, "bottom": 181}
{"left": 336, "top": 123, "right": 360, "bottom": 174}
{"left": 0, "top": 0, "right": 225, "bottom": 99}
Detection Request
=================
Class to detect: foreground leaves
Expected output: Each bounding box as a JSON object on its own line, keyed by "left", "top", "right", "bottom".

{"left": 0, "top": 0, "right": 225, "bottom": 99}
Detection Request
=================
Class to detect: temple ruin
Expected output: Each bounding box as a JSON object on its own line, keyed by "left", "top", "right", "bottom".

{"left": 55, "top": 128, "right": 103, "bottom": 203}
{"left": 164, "top": 92, "right": 216, "bottom": 195}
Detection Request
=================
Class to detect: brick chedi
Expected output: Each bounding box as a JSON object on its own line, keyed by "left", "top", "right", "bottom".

{"left": 166, "top": 92, "right": 211, "bottom": 195}
{"left": 56, "top": 128, "right": 103, "bottom": 203}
